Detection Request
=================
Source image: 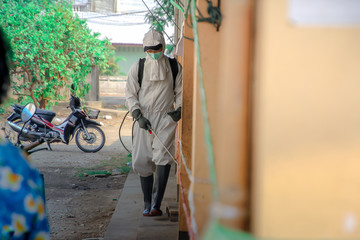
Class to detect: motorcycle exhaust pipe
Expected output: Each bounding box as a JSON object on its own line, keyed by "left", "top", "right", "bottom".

{"left": 7, "top": 121, "right": 45, "bottom": 138}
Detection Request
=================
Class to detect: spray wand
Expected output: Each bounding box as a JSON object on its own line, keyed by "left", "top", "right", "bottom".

{"left": 147, "top": 125, "right": 177, "bottom": 165}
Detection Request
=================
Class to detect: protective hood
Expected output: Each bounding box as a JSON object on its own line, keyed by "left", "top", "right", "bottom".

{"left": 143, "top": 29, "right": 167, "bottom": 81}
{"left": 143, "top": 29, "right": 165, "bottom": 52}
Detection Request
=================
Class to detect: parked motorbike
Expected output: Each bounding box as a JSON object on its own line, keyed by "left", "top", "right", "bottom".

{"left": 4, "top": 84, "right": 105, "bottom": 153}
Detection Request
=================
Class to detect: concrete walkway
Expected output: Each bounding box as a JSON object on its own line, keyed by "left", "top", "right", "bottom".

{"left": 104, "top": 164, "right": 178, "bottom": 240}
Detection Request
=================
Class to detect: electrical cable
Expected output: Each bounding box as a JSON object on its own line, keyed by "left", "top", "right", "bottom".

{"left": 85, "top": 20, "right": 147, "bottom": 26}
{"left": 79, "top": 10, "right": 148, "bottom": 19}
{"left": 86, "top": 21, "right": 148, "bottom": 26}
{"left": 78, "top": 12, "right": 150, "bottom": 26}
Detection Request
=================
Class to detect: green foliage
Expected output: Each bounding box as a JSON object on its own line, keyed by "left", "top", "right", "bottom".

{"left": 145, "top": 0, "right": 175, "bottom": 32}
{"left": 0, "top": 96, "right": 34, "bottom": 114}
{"left": 0, "top": 0, "right": 113, "bottom": 109}
{"left": 100, "top": 55, "right": 127, "bottom": 76}
{"left": 0, "top": 98, "right": 15, "bottom": 114}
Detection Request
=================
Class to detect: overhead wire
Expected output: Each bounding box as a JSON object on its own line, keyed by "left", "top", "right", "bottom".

{"left": 141, "top": 0, "right": 174, "bottom": 45}
{"left": 85, "top": 21, "right": 148, "bottom": 26}
{"left": 76, "top": 10, "right": 150, "bottom": 26}
{"left": 78, "top": 10, "right": 148, "bottom": 19}
{"left": 153, "top": 0, "right": 181, "bottom": 31}
{"left": 84, "top": 15, "right": 146, "bottom": 24}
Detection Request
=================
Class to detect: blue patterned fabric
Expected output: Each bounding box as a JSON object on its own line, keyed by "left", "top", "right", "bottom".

{"left": 0, "top": 141, "right": 50, "bottom": 240}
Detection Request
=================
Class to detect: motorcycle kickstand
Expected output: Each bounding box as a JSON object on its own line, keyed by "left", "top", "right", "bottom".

{"left": 46, "top": 141, "right": 53, "bottom": 151}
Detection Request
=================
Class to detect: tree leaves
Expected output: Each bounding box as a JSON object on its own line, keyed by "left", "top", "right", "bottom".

{"left": 0, "top": 0, "right": 113, "bottom": 109}
{"left": 144, "top": 0, "right": 175, "bottom": 31}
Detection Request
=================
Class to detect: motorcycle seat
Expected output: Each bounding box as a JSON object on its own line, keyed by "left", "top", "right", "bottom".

{"left": 36, "top": 109, "right": 56, "bottom": 122}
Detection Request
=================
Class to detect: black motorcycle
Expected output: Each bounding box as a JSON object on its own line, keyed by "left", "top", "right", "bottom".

{"left": 4, "top": 84, "right": 105, "bottom": 153}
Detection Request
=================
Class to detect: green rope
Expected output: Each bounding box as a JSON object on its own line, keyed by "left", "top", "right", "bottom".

{"left": 170, "top": 0, "right": 185, "bottom": 14}
{"left": 190, "top": 0, "right": 219, "bottom": 201}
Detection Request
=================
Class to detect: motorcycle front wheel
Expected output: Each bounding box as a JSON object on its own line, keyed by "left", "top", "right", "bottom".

{"left": 75, "top": 124, "right": 105, "bottom": 153}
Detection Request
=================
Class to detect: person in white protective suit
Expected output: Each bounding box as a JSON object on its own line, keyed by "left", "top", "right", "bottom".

{"left": 125, "top": 29, "right": 182, "bottom": 216}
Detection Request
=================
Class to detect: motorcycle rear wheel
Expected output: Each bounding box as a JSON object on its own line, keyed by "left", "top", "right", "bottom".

{"left": 75, "top": 124, "right": 105, "bottom": 153}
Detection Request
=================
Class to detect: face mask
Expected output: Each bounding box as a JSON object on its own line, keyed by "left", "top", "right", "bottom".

{"left": 148, "top": 52, "right": 162, "bottom": 60}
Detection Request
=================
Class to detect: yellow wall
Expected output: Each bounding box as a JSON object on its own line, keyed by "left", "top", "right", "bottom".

{"left": 253, "top": 0, "right": 360, "bottom": 238}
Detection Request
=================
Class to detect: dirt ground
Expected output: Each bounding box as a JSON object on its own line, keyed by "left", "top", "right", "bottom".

{"left": 0, "top": 106, "right": 134, "bottom": 240}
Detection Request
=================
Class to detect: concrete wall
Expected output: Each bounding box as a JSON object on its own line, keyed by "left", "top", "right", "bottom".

{"left": 253, "top": 0, "right": 360, "bottom": 238}
{"left": 99, "top": 76, "right": 126, "bottom": 96}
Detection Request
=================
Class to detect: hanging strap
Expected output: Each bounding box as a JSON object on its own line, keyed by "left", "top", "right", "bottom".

{"left": 138, "top": 58, "right": 146, "bottom": 88}
{"left": 168, "top": 57, "right": 179, "bottom": 90}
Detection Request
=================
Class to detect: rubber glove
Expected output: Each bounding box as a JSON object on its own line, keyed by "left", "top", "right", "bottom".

{"left": 132, "top": 109, "right": 151, "bottom": 130}
{"left": 167, "top": 107, "right": 182, "bottom": 122}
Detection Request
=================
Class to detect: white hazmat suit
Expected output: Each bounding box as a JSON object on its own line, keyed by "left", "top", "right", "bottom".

{"left": 125, "top": 30, "right": 182, "bottom": 177}
{"left": 126, "top": 30, "right": 182, "bottom": 216}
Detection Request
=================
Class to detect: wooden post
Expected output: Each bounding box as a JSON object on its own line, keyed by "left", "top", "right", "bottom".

{"left": 86, "top": 66, "right": 99, "bottom": 101}
{"left": 178, "top": 14, "right": 195, "bottom": 239}
{"left": 214, "top": 0, "right": 253, "bottom": 230}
